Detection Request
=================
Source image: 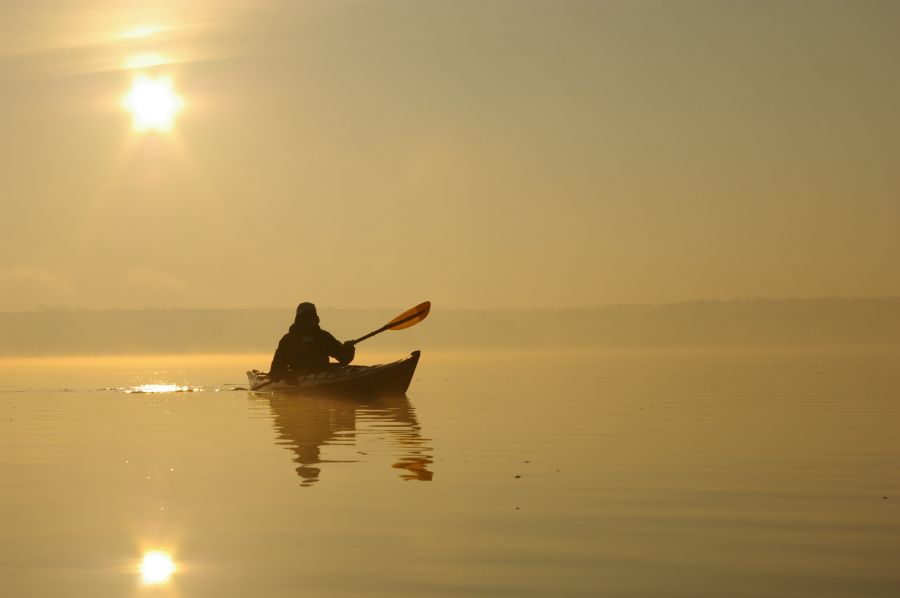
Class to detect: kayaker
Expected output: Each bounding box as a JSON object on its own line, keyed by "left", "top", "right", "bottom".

{"left": 268, "top": 302, "right": 355, "bottom": 381}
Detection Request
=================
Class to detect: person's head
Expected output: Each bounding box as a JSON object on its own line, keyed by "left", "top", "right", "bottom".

{"left": 294, "top": 301, "right": 319, "bottom": 327}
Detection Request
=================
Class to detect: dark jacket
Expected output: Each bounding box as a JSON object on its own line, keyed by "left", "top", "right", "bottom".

{"left": 269, "top": 323, "right": 355, "bottom": 381}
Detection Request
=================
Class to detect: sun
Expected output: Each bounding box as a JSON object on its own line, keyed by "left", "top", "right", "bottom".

{"left": 140, "top": 550, "right": 176, "bottom": 584}
{"left": 122, "top": 75, "right": 184, "bottom": 132}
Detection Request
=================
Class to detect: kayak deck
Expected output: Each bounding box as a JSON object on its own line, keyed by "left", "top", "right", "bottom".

{"left": 247, "top": 350, "right": 420, "bottom": 396}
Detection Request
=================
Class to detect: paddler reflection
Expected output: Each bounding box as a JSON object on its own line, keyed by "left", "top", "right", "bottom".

{"left": 263, "top": 393, "right": 434, "bottom": 486}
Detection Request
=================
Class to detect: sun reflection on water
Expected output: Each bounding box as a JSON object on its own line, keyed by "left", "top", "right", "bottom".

{"left": 140, "top": 550, "right": 176, "bottom": 585}
{"left": 127, "top": 384, "right": 195, "bottom": 394}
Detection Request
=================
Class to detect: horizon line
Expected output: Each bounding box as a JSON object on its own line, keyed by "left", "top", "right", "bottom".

{"left": 3, "top": 295, "right": 900, "bottom": 314}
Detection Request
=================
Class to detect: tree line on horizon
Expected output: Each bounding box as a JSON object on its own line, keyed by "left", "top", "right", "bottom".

{"left": 1, "top": 298, "right": 899, "bottom": 356}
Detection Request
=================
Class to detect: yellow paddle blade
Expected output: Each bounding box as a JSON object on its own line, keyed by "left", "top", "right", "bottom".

{"left": 386, "top": 301, "right": 431, "bottom": 331}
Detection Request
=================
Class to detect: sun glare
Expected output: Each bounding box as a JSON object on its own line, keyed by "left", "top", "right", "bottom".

{"left": 124, "top": 53, "right": 171, "bottom": 70}
{"left": 140, "top": 551, "right": 176, "bottom": 585}
{"left": 121, "top": 25, "right": 164, "bottom": 39}
{"left": 126, "top": 384, "right": 194, "bottom": 393}
{"left": 122, "top": 75, "right": 184, "bottom": 132}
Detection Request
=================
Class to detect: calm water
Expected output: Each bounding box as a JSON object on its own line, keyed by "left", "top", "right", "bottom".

{"left": 1, "top": 348, "right": 899, "bottom": 597}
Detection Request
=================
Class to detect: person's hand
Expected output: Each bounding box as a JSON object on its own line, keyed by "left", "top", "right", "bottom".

{"left": 341, "top": 341, "right": 356, "bottom": 363}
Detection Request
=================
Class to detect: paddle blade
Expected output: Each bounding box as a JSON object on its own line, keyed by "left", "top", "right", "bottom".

{"left": 386, "top": 301, "right": 431, "bottom": 331}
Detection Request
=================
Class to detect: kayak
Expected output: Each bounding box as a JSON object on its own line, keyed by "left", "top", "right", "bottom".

{"left": 247, "top": 351, "right": 421, "bottom": 396}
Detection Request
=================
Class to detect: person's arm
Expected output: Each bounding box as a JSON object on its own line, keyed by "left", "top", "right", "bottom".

{"left": 269, "top": 335, "right": 291, "bottom": 381}
{"left": 322, "top": 331, "right": 355, "bottom": 365}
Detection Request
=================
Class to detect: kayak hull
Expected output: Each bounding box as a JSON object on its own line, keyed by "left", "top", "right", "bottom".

{"left": 247, "top": 351, "right": 420, "bottom": 396}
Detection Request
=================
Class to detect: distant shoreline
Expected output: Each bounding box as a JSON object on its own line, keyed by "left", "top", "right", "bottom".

{"left": 2, "top": 298, "right": 899, "bottom": 356}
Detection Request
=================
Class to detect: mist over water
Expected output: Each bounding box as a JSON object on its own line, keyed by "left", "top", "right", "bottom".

{"left": 1, "top": 348, "right": 898, "bottom": 596}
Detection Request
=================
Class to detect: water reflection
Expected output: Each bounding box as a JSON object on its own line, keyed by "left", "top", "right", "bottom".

{"left": 126, "top": 383, "right": 195, "bottom": 393}
{"left": 262, "top": 393, "right": 433, "bottom": 486}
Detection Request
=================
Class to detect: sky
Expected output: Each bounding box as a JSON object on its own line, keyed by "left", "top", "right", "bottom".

{"left": 1, "top": 0, "right": 898, "bottom": 310}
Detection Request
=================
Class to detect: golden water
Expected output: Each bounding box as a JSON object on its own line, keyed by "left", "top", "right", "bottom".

{"left": 1, "top": 349, "right": 898, "bottom": 597}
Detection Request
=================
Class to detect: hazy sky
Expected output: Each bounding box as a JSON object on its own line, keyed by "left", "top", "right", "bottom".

{"left": 1, "top": 1, "right": 898, "bottom": 310}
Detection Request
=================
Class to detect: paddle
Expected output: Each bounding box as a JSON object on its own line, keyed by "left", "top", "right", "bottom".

{"left": 350, "top": 301, "right": 431, "bottom": 345}
{"left": 251, "top": 301, "right": 431, "bottom": 390}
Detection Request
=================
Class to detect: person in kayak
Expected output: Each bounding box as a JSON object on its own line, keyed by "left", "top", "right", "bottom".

{"left": 268, "top": 302, "right": 355, "bottom": 381}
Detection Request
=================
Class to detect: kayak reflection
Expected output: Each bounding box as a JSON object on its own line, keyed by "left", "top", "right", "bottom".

{"left": 263, "top": 393, "right": 433, "bottom": 486}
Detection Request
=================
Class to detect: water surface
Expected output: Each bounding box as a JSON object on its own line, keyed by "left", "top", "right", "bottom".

{"left": 1, "top": 348, "right": 898, "bottom": 597}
